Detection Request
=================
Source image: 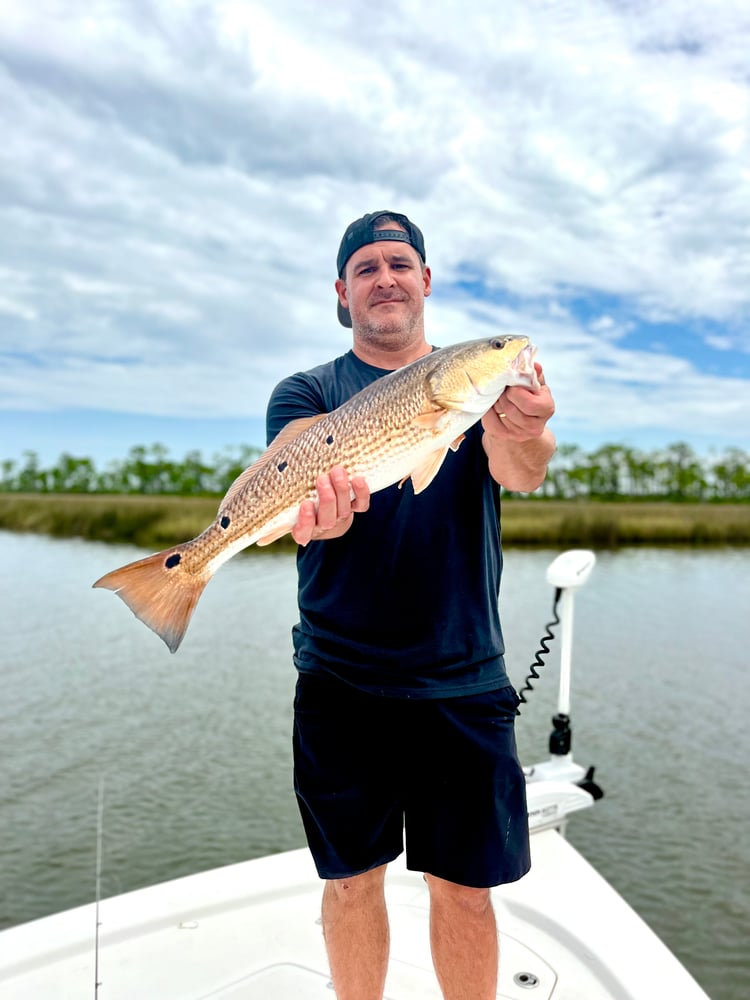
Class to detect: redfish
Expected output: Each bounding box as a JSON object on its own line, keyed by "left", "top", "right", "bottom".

{"left": 93, "top": 336, "right": 540, "bottom": 651}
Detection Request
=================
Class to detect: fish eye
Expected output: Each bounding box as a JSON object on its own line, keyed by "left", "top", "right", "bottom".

{"left": 490, "top": 337, "right": 507, "bottom": 350}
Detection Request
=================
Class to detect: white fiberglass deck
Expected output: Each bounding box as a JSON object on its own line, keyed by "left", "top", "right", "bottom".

{"left": 0, "top": 826, "right": 709, "bottom": 1000}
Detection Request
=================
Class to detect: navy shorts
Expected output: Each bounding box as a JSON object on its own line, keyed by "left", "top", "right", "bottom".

{"left": 292, "top": 672, "right": 531, "bottom": 888}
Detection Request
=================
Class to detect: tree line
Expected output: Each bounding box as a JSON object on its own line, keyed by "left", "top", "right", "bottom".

{"left": 0, "top": 444, "right": 262, "bottom": 498}
{"left": 1, "top": 441, "right": 748, "bottom": 501}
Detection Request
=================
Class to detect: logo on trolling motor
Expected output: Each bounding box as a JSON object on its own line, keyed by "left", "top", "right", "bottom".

{"left": 527, "top": 803, "right": 559, "bottom": 823}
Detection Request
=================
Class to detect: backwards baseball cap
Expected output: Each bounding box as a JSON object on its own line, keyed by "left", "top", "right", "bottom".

{"left": 336, "top": 211, "right": 426, "bottom": 327}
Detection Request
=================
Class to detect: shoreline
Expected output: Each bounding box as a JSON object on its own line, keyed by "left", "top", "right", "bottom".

{"left": 1, "top": 493, "right": 748, "bottom": 548}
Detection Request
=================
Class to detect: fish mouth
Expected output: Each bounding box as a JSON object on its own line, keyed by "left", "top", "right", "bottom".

{"left": 513, "top": 344, "right": 540, "bottom": 388}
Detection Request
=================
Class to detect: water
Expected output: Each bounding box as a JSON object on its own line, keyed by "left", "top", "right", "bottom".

{"left": 2, "top": 531, "right": 748, "bottom": 999}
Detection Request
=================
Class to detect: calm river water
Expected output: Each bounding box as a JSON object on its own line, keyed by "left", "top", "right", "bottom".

{"left": 1, "top": 531, "right": 748, "bottom": 999}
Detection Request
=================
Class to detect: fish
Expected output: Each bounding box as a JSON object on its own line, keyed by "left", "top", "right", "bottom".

{"left": 93, "top": 335, "right": 540, "bottom": 652}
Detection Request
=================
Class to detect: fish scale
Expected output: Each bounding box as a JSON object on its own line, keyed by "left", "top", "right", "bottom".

{"left": 93, "top": 335, "right": 539, "bottom": 652}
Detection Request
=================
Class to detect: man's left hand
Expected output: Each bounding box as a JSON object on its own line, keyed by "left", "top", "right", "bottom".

{"left": 482, "top": 363, "right": 554, "bottom": 443}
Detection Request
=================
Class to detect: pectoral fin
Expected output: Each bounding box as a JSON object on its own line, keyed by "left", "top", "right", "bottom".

{"left": 411, "top": 407, "right": 450, "bottom": 430}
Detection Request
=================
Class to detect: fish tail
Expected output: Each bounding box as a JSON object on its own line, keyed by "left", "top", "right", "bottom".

{"left": 92, "top": 547, "right": 210, "bottom": 653}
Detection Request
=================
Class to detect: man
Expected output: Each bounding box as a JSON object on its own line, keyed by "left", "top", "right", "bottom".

{"left": 266, "top": 211, "right": 556, "bottom": 1000}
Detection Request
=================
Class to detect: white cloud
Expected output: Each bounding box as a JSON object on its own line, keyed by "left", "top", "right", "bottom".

{"left": 1, "top": 0, "right": 749, "bottom": 457}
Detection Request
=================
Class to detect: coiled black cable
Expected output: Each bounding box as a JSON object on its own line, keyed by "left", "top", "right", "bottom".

{"left": 517, "top": 587, "right": 562, "bottom": 713}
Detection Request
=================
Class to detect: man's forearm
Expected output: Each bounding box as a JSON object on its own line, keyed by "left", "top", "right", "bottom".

{"left": 484, "top": 426, "right": 556, "bottom": 492}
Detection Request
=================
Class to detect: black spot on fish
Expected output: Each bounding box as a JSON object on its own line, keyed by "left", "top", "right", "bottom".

{"left": 326, "top": 435, "right": 334, "bottom": 445}
{"left": 278, "top": 461, "right": 288, "bottom": 472}
{"left": 221, "top": 515, "right": 230, "bottom": 529}
{"left": 165, "top": 553, "right": 181, "bottom": 569}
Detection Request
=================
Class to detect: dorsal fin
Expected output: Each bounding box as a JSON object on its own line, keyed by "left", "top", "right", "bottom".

{"left": 219, "top": 414, "right": 328, "bottom": 512}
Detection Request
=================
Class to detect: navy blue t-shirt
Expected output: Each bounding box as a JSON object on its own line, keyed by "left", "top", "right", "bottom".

{"left": 266, "top": 349, "right": 509, "bottom": 699}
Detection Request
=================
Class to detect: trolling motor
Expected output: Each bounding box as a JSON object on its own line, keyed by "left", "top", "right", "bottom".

{"left": 523, "top": 550, "right": 604, "bottom": 820}
{"left": 545, "top": 549, "right": 596, "bottom": 759}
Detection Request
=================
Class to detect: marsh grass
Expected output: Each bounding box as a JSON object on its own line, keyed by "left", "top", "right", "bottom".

{"left": 1, "top": 493, "right": 748, "bottom": 549}
{"left": 499, "top": 500, "right": 750, "bottom": 547}
{"left": 0, "top": 494, "right": 218, "bottom": 549}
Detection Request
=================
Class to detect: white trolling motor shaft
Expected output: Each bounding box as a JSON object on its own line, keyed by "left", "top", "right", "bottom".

{"left": 545, "top": 549, "right": 596, "bottom": 742}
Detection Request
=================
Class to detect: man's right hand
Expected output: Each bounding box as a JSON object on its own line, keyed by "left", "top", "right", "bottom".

{"left": 292, "top": 465, "right": 371, "bottom": 545}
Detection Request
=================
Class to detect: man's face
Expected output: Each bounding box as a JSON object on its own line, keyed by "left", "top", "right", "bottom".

{"left": 336, "top": 228, "right": 431, "bottom": 343}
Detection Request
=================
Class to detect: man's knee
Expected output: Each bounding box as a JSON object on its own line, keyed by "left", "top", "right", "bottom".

{"left": 424, "top": 873, "right": 493, "bottom": 916}
{"left": 325, "top": 864, "right": 388, "bottom": 906}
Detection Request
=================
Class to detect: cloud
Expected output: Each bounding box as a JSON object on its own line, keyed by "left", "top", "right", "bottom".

{"left": 1, "top": 0, "right": 749, "bottom": 459}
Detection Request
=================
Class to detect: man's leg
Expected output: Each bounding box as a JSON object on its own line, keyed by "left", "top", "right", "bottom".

{"left": 322, "top": 864, "right": 389, "bottom": 1000}
{"left": 425, "top": 873, "right": 498, "bottom": 1000}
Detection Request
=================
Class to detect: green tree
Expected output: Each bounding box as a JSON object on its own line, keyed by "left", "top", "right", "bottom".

{"left": 48, "top": 454, "right": 98, "bottom": 492}
{"left": 546, "top": 444, "right": 585, "bottom": 498}
{"left": 16, "top": 451, "right": 48, "bottom": 492}
{"left": 587, "top": 444, "right": 629, "bottom": 498}
{"left": 0, "top": 459, "right": 17, "bottom": 490}
{"left": 656, "top": 442, "right": 707, "bottom": 500}
{"left": 710, "top": 447, "right": 750, "bottom": 500}
{"left": 1, "top": 440, "right": 747, "bottom": 500}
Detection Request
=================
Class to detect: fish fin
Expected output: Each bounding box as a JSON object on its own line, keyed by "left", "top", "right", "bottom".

{"left": 255, "top": 524, "right": 294, "bottom": 546}
{"left": 220, "top": 415, "right": 328, "bottom": 511}
{"left": 92, "top": 548, "right": 209, "bottom": 653}
{"left": 402, "top": 446, "right": 451, "bottom": 494}
{"left": 411, "top": 407, "right": 450, "bottom": 429}
{"left": 449, "top": 434, "right": 466, "bottom": 452}
{"left": 267, "top": 414, "right": 329, "bottom": 449}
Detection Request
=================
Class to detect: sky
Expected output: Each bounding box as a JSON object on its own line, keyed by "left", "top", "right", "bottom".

{"left": 1, "top": 0, "right": 749, "bottom": 469}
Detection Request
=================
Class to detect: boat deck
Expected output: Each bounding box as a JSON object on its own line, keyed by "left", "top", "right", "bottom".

{"left": 0, "top": 827, "right": 709, "bottom": 999}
